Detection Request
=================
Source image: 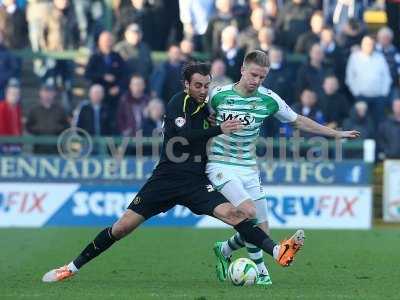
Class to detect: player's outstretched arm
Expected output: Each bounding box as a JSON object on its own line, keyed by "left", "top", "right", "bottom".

{"left": 291, "top": 115, "right": 360, "bottom": 139}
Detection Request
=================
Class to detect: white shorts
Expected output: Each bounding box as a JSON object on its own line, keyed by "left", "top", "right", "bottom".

{"left": 206, "top": 163, "right": 268, "bottom": 223}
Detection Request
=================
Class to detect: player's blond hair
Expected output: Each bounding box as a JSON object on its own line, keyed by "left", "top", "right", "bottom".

{"left": 243, "top": 50, "right": 269, "bottom": 67}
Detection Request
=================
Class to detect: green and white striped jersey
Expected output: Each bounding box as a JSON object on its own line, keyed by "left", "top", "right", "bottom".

{"left": 208, "top": 84, "right": 298, "bottom": 167}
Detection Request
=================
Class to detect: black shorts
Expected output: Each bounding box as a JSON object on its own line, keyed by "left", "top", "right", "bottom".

{"left": 127, "top": 173, "right": 228, "bottom": 219}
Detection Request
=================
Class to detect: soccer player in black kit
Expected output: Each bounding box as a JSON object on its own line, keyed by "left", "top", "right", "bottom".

{"left": 42, "top": 62, "right": 305, "bottom": 283}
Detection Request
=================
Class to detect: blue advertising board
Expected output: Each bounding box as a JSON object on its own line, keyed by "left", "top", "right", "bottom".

{"left": 0, "top": 182, "right": 371, "bottom": 229}
{"left": 0, "top": 156, "right": 371, "bottom": 185}
{"left": 0, "top": 156, "right": 373, "bottom": 228}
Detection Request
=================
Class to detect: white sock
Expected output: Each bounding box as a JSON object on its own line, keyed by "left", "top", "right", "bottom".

{"left": 221, "top": 241, "right": 232, "bottom": 257}
{"left": 245, "top": 242, "right": 269, "bottom": 275}
{"left": 273, "top": 245, "right": 280, "bottom": 260}
{"left": 67, "top": 261, "right": 79, "bottom": 273}
{"left": 255, "top": 259, "right": 267, "bottom": 275}
{"left": 222, "top": 233, "right": 245, "bottom": 258}
{"left": 257, "top": 262, "right": 270, "bottom": 276}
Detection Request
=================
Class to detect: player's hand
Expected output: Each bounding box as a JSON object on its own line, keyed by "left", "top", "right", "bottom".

{"left": 336, "top": 130, "right": 360, "bottom": 139}
{"left": 220, "top": 119, "right": 243, "bottom": 134}
{"left": 208, "top": 113, "right": 217, "bottom": 126}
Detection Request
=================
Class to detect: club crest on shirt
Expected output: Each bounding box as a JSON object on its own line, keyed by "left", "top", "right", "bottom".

{"left": 250, "top": 101, "right": 257, "bottom": 109}
{"left": 205, "top": 184, "right": 215, "bottom": 192}
{"left": 217, "top": 172, "right": 223, "bottom": 180}
{"left": 175, "top": 117, "right": 186, "bottom": 127}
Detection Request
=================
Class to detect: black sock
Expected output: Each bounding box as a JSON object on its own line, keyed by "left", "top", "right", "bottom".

{"left": 73, "top": 227, "right": 118, "bottom": 269}
{"left": 234, "top": 219, "right": 276, "bottom": 256}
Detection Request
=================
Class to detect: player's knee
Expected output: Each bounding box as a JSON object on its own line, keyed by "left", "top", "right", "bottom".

{"left": 112, "top": 211, "right": 143, "bottom": 239}
{"left": 245, "top": 207, "right": 257, "bottom": 220}
{"left": 111, "top": 222, "right": 129, "bottom": 239}
{"left": 213, "top": 203, "right": 243, "bottom": 225}
{"left": 224, "top": 207, "right": 243, "bottom": 224}
{"left": 238, "top": 202, "right": 257, "bottom": 220}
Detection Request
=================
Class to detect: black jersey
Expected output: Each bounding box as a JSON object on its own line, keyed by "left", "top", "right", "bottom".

{"left": 155, "top": 91, "right": 222, "bottom": 177}
{"left": 128, "top": 91, "right": 227, "bottom": 220}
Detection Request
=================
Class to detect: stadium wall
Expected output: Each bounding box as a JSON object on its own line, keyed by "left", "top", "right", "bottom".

{"left": 0, "top": 156, "right": 373, "bottom": 229}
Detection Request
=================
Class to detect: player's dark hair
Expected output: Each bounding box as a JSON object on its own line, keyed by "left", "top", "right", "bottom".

{"left": 243, "top": 50, "right": 269, "bottom": 67}
{"left": 182, "top": 61, "right": 211, "bottom": 83}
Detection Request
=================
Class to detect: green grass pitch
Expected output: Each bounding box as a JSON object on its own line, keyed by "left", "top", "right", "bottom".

{"left": 1, "top": 227, "right": 399, "bottom": 300}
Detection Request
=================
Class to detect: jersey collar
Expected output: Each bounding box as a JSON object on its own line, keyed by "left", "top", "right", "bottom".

{"left": 183, "top": 93, "right": 206, "bottom": 116}
{"left": 232, "top": 82, "right": 258, "bottom": 98}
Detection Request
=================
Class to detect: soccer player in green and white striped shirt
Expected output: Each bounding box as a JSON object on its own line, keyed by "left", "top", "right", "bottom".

{"left": 207, "top": 50, "right": 360, "bottom": 285}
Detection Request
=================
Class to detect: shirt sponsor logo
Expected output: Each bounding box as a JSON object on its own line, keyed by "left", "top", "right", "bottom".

{"left": 221, "top": 112, "right": 255, "bottom": 126}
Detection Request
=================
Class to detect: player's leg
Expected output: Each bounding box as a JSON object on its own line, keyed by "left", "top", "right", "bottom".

{"left": 75, "top": 210, "right": 143, "bottom": 265}
{"left": 42, "top": 209, "right": 145, "bottom": 282}
{"left": 234, "top": 200, "right": 273, "bottom": 284}
{"left": 208, "top": 171, "right": 269, "bottom": 277}
{"left": 220, "top": 169, "right": 270, "bottom": 278}
{"left": 221, "top": 232, "right": 245, "bottom": 258}
{"left": 42, "top": 176, "right": 175, "bottom": 283}
{"left": 183, "top": 180, "right": 255, "bottom": 282}
{"left": 211, "top": 200, "right": 254, "bottom": 281}
{"left": 188, "top": 185, "right": 304, "bottom": 282}
{"left": 213, "top": 198, "right": 274, "bottom": 284}
{"left": 206, "top": 165, "right": 270, "bottom": 280}
{"left": 245, "top": 202, "right": 271, "bottom": 285}
{"left": 71, "top": 210, "right": 145, "bottom": 271}
{"left": 212, "top": 201, "right": 305, "bottom": 267}
{"left": 206, "top": 168, "right": 254, "bottom": 255}
{"left": 233, "top": 190, "right": 306, "bottom": 273}
{"left": 213, "top": 184, "right": 261, "bottom": 280}
{"left": 242, "top": 177, "right": 271, "bottom": 283}
{"left": 212, "top": 167, "right": 271, "bottom": 283}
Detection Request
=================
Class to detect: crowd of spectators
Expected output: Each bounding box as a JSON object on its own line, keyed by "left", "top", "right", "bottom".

{"left": 0, "top": 0, "right": 399, "bottom": 158}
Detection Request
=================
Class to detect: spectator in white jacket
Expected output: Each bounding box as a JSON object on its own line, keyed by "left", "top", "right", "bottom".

{"left": 179, "top": 0, "right": 214, "bottom": 51}
{"left": 345, "top": 35, "right": 392, "bottom": 127}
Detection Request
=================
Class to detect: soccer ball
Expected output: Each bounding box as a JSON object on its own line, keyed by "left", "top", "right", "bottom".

{"left": 227, "top": 258, "right": 258, "bottom": 286}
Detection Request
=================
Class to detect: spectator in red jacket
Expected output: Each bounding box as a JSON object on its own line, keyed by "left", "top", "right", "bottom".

{"left": 0, "top": 82, "right": 22, "bottom": 153}
{"left": 0, "top": 82, "right": 22, "bottom": 136}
